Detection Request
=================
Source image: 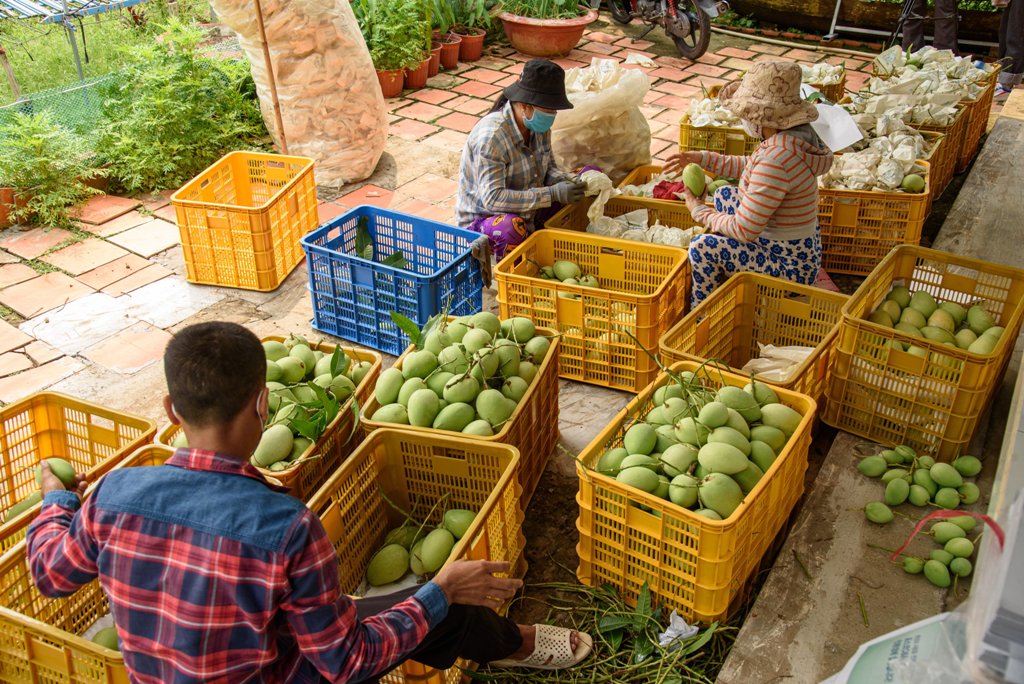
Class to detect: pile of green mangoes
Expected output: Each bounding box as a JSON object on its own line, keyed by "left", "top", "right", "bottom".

{"left": 534, "top": 260, "right": 600, "bottom": 301}
{"left": 4, "top": 457, "right": 77, "bottom": 523}
{"left": 365, "top": 509, "right": 476, "bottom": 586}
{"left": 172, "top": 334, "right": 373, "bottom": 472}
{"left": 868, "top": 285, "right": 1004, "bottom": 355}
{"left": 899, "top": 515, "right": 980, "bottom": 588}
{"left": 858, "top": 446, "right": 981, "bottom": 521}
{"left": 91, "top": 626, "right": 120, "bottom": 651}
{"left": 369, "top": 312, "right": 550, "bottom": 435}
{"left": 594, "top": 374, "right": 803, "bottom": 521}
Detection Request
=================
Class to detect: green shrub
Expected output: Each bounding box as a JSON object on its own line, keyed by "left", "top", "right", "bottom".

{"left": 353, "top": 0, "right": 429, "bottom": 71}
{"left": 97, "top": 20, "right": 267, "bottom": 192}
{"left": 497, "top": 0, "right": 584, "bottom": 19}
{"left": 0, "top": 111, "right": 102, "bottom": 228}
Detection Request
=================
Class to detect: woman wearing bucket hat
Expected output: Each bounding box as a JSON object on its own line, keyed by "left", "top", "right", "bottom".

{"left": 664, "top": 60, "right": 833, "bottom": 307}
{"left": 456, "top": 59, "right": 589, "bottom": 264}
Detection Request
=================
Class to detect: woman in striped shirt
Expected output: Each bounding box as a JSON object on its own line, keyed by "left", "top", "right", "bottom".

{"left": 665, "top": 60, "right": 833, "bottom": 307}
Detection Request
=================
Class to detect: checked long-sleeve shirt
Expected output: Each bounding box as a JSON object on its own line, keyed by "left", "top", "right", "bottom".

{"left": 27, "top": 448, "right": 448, "bottom": 683}
{"left": 455, "top": 101, "right": 574, "bottom": 229}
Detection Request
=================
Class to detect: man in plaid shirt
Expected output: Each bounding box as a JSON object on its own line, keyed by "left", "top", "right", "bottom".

{"left": 28, "top": 322, "right": 591, "bottom": 682}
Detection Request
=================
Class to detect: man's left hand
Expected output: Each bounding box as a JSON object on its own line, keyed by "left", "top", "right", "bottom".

{"left": 38, "top": 461, "right": 87, "bottom": 498}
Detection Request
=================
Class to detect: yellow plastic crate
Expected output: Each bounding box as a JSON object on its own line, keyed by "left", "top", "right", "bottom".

{"left": 957, "top": 64, "right": 1001, "bottom": 173}
{"left": 495, "top": 231, "right": 690, "bottom": 392}
{"left": 807, "top": 71, "right": 846, "bottom": 103}
{"left": 0, "top": 393, "right": 156, "bottom": 552}
{"left": 156, "top": 337, "right": 382, "bottom": 501}
{"left": 0, "top": 445, "right": 173, "bottom": 684}
{"left": 171, "top": 151, "right": 318, "bottom": 292}
{"left": 818, "top": 161, "right": 931, "bottom": 277}
{"left": 306, "top": 428, "right": 526, "bottom": 684}
{"left": 913, "top": 104, "right": 968, "bottom": 186}
{"left": 659, "top": 273, "right": 848, "bottom": 403}
{"left": 917, "top": 131, "right": 950, "bottom": 212}
{"left": 575, "top": 361, "right": 816, "bottom": 624}
{"left": 360, "top": 323, "right": 560, "bottom": 507}
{"left": 825, "top": 245, "right": 1024, "bottom": 460}
{"left": 678, "top": 114, "right": 760, "bottom": 156}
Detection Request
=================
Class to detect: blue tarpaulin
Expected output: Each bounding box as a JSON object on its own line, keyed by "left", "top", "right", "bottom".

{"left": 0, "top": 0, "right": 147, "bottom": 23}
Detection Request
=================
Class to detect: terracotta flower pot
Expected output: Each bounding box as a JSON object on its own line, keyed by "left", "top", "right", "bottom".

{"left": 376, "top": 68, "right": 405, "bottom": 98}
{"left": 404, "top": 57, "right": 432, "bottom": 90}
{"left": 454, "top": 27, "right": 486, "bottom": 62}
{"left": 498, "top": 6, "right": 598, "bottom": 58}
{"left": 428, "top": 42, "right": 443, "bottom": 77}
{"left": 440, "top": 33, "right": 462, "bottom": 70}
{"left": 0, "top": 188, "right": 30, "bottom": 229}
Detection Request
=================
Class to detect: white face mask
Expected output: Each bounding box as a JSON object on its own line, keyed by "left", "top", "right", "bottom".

{"left": 741, "top": 119, "right": 763, "bottom": 139}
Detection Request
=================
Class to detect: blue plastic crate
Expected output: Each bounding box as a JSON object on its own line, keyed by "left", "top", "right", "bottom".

{"left": 301, "top": 206, "right": 483, "bottom": 355}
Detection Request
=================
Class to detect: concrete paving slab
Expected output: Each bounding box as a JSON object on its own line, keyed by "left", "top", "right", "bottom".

{"left": 119, "top": 277, "right": 225, "bottom": 329}
{"left": 19, "top": 292, "right": 140, "bottom": 355}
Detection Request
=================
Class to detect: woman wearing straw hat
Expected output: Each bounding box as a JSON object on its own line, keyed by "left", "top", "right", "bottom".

{"left": 664, "top": 60, "right": 834, "bottom": 308}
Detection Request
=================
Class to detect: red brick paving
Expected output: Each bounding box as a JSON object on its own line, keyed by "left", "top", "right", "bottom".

{"left": 579, "top": 42, "right": 620, "bottom": 56}
{"left": 0, "top": 227, "right": 75, "bottom": 260}
{"left": 0, "top": 356, "right": 83, "bottom": 403}
{"left": 445, "top": 95, "right": 492, "bottom": 116}
{"left": 79, "top": 209, "right": 151, "bottom": 238}
{"left": 316, "top": 202, "right": 350, "bottom": 225}
{"left": 614, "top": 37, "right": 653, "bottom": 50}
{"left": 389, "top": 118, "right": 440, "bottom": 141}
{"left": 649, "top": 66, "right": 690, "bottom": 82}
{"left": 0, "top": 264, "right": 38, "bottom": 288}
{"left": 721, "top": 57, "right": 757, "bottom": 71}
{"left": 72, "top": 195, "right": 141, "bottom": 225}
{"left": 453, "top": 80, "right": 501, "bottom": 98}
{"left": 435, "top": 112, "right": 481, "bottom": 134}
{"left": 42, "top": 238, "right": 130, "bottom": 276}
{"left": 0, "top": 319, "right": 31, "bottom": 354}
{"left": 686, "top": 62, "right": 732, "bottom": 78}
{"left": 587, "top": 31, "right": 620, "bottom": 44}
{"left": 76, "top": 254, "right": 154, "bottom": 291}
{"left": 337, "top": 185, "right": 394, "bottom": 209}
{"left": 653, "top": 81, "right": 702, "bottom": 98}
{"left": 719, "top": 46, "right": 758, "bottom": 59}
{"left": 685, "top": 75, "right": 730, "bottom": 90}
{"left": 785, "top": 48, "right": 822, "bottom": 62}
{"left": 409, "top": 89, "right": 458, "bottom": 105}
{"left": 0, "top": 272, "right": 94, "bottom": 318}
{"left": 750, "top": 43, "right": 789, "bottom": 55}
{"left": 460, "top": 68, "right": 505, "bottom": 84}
{"left": 393, "top": 101, "right": 449, "bottom": 122}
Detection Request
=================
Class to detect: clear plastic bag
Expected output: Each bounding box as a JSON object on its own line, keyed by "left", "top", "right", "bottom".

{"left": 208, "top": 0, "right": 388, "bottom": 186}
{"left": 551, "top": 58, "right": 652, "bottom": 183}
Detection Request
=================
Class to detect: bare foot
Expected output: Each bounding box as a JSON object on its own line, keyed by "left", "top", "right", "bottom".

{"left": 505, "top": 625, "right": 581, "bottom": 663}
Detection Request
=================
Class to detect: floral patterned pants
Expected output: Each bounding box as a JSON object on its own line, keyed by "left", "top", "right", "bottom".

{"left": 689, "top": 232, "right": 823, "bottom": 308}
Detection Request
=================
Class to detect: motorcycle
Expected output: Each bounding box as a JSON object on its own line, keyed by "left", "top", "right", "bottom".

{"left": 603, "top": 0, "right": 728, "bottom": 60}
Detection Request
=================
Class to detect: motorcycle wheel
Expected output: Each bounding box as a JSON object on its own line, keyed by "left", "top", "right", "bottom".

{"left": 606, "top": 0, "right": 633, "bottom": 24}
{"left": 668, "top": 0, "right": 711, "bottom": 60}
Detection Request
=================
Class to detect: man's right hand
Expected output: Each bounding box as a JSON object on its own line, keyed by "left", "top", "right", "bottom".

{"left": 550, "top": 180, "right": 586, "bottom": 205}
{"left": 662, "top": 151, "right": 704, "bottom": 176}
{"left": 432, "top": 560, "right": 523, "bottom": 609}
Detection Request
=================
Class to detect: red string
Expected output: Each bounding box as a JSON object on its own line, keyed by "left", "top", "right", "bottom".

{"left": 889, "top": 510, "right": 1006, "bottom": 562}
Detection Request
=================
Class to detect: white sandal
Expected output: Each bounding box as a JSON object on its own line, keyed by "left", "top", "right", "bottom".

{"left": 489, "top": 624, "right": 593, "bottom": 670}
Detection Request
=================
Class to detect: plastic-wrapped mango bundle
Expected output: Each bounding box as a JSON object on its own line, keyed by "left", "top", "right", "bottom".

{"left": 874, "top": 45, "right": 995, "bottom": 87}
{"left": 686, "top": 97, "right": 742, "bottom": 128}
{"left": 801, "top": 63, "right": 845, "bottom": 86}
{"left": 843, "top": 113, "right": 938, "bottom": 162}
{"left": 587, "top": 209, "right": 697, "bottom": 248}
{"left": 820, "top": 149, "right": 927, "bottom": 192}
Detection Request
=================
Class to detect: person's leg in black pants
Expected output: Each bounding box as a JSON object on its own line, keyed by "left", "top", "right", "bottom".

{"left": 999, "top": 0, "right": 1024, "bottom": 91}
{"left": 351, "top": 587, "right": 524, "bottom": 684}
{"left": 902, "top": 0, "right": 928, "bottom": 51}
{"left": 932, "top": 0, "right": 959, "bottom": 53}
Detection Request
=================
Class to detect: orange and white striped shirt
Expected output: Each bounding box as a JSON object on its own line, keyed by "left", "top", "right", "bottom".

{"left": 691, "top": 129, "right": 833, "bottom": 243}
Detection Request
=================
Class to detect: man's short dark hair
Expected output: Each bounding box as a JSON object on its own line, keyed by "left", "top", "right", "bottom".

{"left": 164, "top": 322, "right": 265, "bottom": 427}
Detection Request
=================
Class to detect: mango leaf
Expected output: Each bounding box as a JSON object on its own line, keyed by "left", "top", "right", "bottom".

{"left": 598, "top": 615, "right": 636, "bottom": 633}
{"left": 309, "top": 382, "right": 340, "bottom": 427}
{"left": 606, "top": 628, "right": 624, "bottom": 653}
{"left": 678, "top": 623, "right": 719, "bottom": 657}
{"left": 290, "top": 415, "right": 322, "bottom": 441}
{"left": 391, "top": 311, "right": 422, "bottom": 347}
{"left": 636, "top": 582, "right": 653, "bottom": 619}
{"left": 355, "top": 216, "right": 374, "bottom": 261}
{"left": 381, "top": 251, "right": 408, "bottom": 269}
{"left": 634, "top": 634, "right": 655, "bottom": 663}
{"left": 419, "top": 312, "right": 444, "bottom": 346}
{"left": 344, "top": 398, "right": 361, "bottom": 445}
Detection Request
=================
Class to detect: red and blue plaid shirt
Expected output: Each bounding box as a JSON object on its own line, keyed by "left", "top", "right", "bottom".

{"left": 27, "top": 448, "right": 448, "bottom": 683}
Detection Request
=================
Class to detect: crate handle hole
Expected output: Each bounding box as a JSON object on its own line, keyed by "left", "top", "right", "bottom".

{"left": 599, "top": 247, "right": 625, "bottom": 257}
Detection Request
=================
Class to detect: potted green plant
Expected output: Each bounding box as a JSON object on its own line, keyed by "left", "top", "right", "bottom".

{"left": 429, "top": 0, "right": 459, "bottom": 73}
{"left": 452, "top": 0, "right": 491, "bottom": 62}
{"left": 354, "top": 0, "right": 428, "bottom": 97}
{"left": 0, "top": 111, "right": 102, "bottom": 229}
{"left": 497, "top": 0, "right": 597, "bottom": 57}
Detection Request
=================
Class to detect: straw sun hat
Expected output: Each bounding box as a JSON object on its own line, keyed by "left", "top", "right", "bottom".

{"left": 719, "top": 60, "right": 819, "bottom": 130}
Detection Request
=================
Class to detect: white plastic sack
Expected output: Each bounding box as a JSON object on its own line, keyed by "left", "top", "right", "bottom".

{"left": 208, "top": 0, "right": 388, "bottom": 186}
{"left": 552, "top": 58, "right": 652, "bottom": 183}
